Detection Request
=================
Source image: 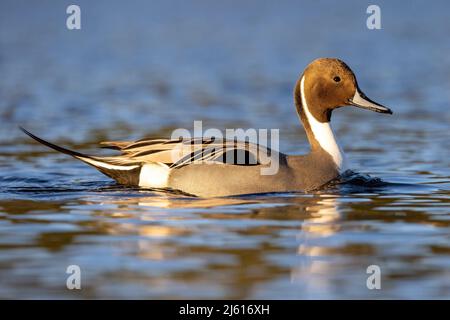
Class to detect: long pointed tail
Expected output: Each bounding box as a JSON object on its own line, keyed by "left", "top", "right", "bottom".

{"left": 20, "top": 127, "right": 142, "bottom": 185}
{"left": 20, "top": 126, "right": 90, "bottom": 160}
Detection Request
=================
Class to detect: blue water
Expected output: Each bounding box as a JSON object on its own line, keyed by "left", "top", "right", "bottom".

{"left": 0, "top": 0, "right": 449, "bottom": 299}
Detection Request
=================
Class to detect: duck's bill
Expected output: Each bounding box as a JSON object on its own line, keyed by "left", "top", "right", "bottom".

{"left": 348, "top": 89, "right": 393, "bottom": 114}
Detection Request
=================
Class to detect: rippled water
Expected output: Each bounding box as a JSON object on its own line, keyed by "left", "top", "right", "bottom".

{"left": 1, "top": 0, "right": 450, "bottom": 299}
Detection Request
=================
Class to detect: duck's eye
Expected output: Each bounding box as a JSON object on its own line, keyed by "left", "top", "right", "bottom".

{"left": 333, "top": 76, "right": 341, "bottom": 83}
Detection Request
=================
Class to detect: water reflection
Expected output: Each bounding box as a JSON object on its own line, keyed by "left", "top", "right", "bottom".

{"left": 292, "top": 196, "right": 342, "bottom": 296}
{"left": 87, "top": 192, "right": 348, "bottom": 298}
{"left": 302, "top": 196, "right": 341, "bottom": 236}
{"left": 105, "top": 193, "right": 259, "bottom": 209}
{"left": 0, "top": 184, "right": 449, "bottom": 298}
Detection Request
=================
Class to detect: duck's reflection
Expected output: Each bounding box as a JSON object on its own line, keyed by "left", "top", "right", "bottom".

{"left": 301, "top": 196, "right": 340, "bottom": 236}
{"left": 86, "top": 190, "right": 342, "bottom": 298}
{"left": 92, "top": 192, "right": 263, "bottom": 263}
{"left": 110, "top": 194, "right": 258, "bottom": 209}
{"left": 291, "top": 196, "right": 342, "bottom": 295}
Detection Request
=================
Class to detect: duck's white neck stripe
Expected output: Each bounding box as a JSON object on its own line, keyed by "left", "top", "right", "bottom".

{"left": 300, "top": 76, "right": 345, "bottom": 170}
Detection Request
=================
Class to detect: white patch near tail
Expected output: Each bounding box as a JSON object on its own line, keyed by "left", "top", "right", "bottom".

{"left": 300, "top": 76, "right": 346, "bottom": 171}
{"left": 138, "top": 162, "right": 170, "bottom": 188}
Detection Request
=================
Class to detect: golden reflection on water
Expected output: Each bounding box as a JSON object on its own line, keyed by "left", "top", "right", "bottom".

{"left": 302, "top": 196, "right": 341, "bottom": 236}
{"left": 94, "top": 192, "right": 346, "bottom": 290}
{"left": 92, "top": 193, "right": 263, "bottom": 263}
{"left": 292, "top": 196, "right": 341, "bottom": 292}
{"left": 1, "top": 187, "right": 450, "bottom": 298}
{"left": 110, "top": 194, "right": 258, "bottom": 209}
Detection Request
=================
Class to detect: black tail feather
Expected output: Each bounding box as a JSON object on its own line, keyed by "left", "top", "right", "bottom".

{"left": 19, "top": 127, "right": 142, "bottom": 185}
{"left": 20, "top": 126, "right": 89, "bottom": 159}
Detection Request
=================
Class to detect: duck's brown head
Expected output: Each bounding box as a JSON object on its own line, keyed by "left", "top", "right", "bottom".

{"left": 295, "top": 58, "right": 392, "bottom": 123}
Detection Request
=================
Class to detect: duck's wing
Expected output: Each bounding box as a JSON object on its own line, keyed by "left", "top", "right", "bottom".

{"left": 100, "top": 138, "right": 172, "bottom": 151}
{"left": 99, "top": 141, "right": 131, "bottom": 150}
{"left": 100, "top": 137, "right": 276, "bottom": 168}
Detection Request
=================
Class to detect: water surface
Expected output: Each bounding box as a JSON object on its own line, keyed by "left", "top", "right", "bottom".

{"left": 0, "top": 0, "right": 450, "bottom": 299}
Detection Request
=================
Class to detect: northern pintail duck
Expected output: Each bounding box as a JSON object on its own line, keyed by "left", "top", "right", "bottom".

{"left": 22, "top": 58, "right": 392, "bottom": 197}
